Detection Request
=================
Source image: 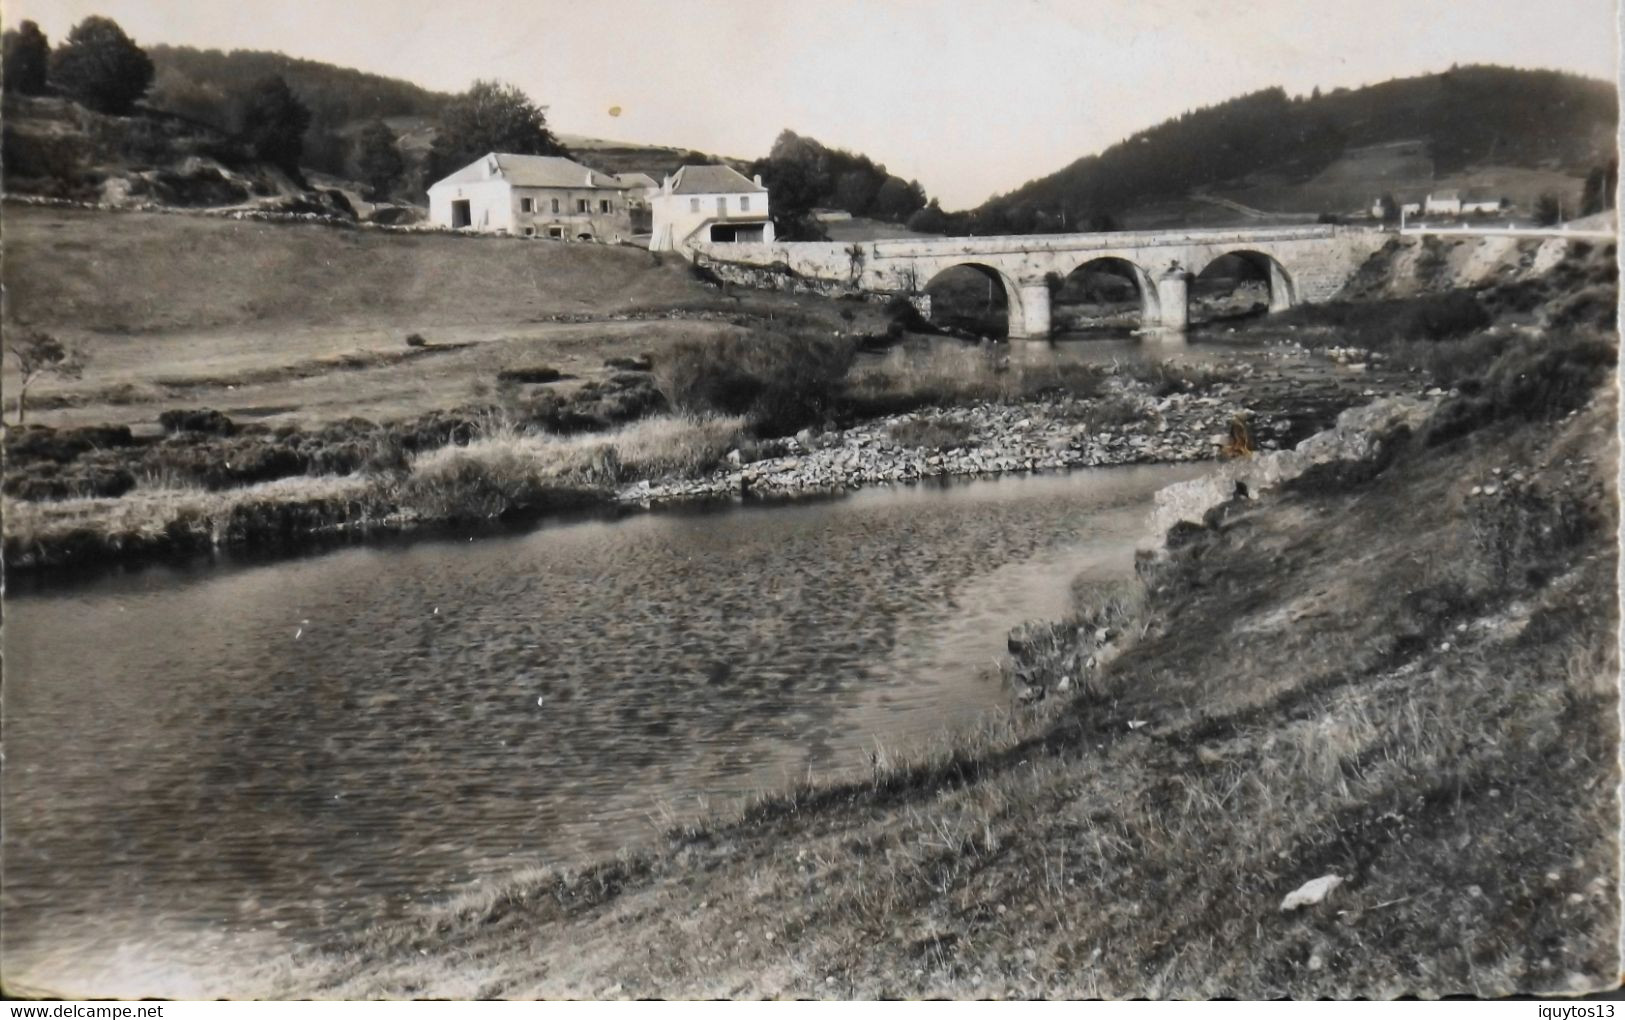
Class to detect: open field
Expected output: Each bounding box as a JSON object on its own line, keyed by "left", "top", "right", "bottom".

{"left": 1, "top": 204, "right": 898, "bottom": 428}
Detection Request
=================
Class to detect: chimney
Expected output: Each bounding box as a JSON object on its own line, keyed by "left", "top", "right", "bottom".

{"left": 585, "top": 170, "right": 594, "bottom": 187}
{"left": 754, "top": 174, "right": 763, "bottom": 188}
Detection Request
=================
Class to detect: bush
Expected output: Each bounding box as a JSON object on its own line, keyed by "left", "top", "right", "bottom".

{"left": 604, "top": 355, "right": 653, "bottom": 372}
{"left": 1546, "top": 285, "right": 1618, "bottom": 333}
{"left": 883, "top": 294, "right": 937, "bottom": 339}
{"left": 1467, "top": 483, "right": 1597, "bottom": 588}
{"left": 523, "top": 373, "right": 666, "bottom": 433}
{"left": 496, "top": 365, "right": 564, "bottom": 384}
{"left": 655, "top": 330, "right": 856, "bottom": 437}
{"left": 1424, "top": 332, "right": 1616, "bottom": 445}
{"left": 405, "top": 333, "right": 429, "bottom": 348}
{"left": 1387, "top": 332, "right": 1510, "bottom": 386}
{"left": 3, "top": 462, "right": 135, "bottom": 501}
{"left": 158, "top": 408, "right": 237, "bottom": 436}
{"left": 1276, "top": 292, "right": 1490, "bottom": 347}
{"left": 4, "top": 424, "right": 135, "bottom": 465}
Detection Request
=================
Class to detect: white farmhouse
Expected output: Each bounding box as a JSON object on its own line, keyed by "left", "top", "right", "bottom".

{"left": 427, "top": 153, "right": 632, "bottom": 240}
{"left": 650, "top": 164, "right": 773, "bottom": 254}
{"left": 1461, "top": 198, "right": 1505, "bottom": 215}
{"left": 1423, "top": 190, "right": 1462, "bottom": 215}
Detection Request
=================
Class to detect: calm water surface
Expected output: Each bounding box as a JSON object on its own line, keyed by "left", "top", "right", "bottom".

{"left": 3, "top": 462, "right": 1198, "bottom": 995}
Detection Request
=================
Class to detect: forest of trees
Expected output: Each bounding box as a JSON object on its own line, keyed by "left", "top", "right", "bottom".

{"left": 956, "top": 66, "right": 1618, "bottom": 235}
{"left": 749, "top": 130, "right": 931, "bottom": 240}
{"left": 143, "top": 44, "right": 451, "bottom": 177}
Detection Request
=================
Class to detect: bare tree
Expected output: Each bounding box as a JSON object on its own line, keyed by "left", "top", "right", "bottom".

{"left": 8, "top": 332, "right": 85, "bottom": 425}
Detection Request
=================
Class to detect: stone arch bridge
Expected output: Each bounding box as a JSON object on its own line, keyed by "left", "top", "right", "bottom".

{"left": 691, "top": 225, "right": 1393, "bottom": 338}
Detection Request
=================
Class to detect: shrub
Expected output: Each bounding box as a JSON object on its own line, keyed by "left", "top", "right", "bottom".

{"left": 1387, "top": 332, "right": 1509, "bottom": 387}
{"left": 496, "top": 365, "right": 564, "bottom": 384}
{"left": 158, "top": 408, "right": 237, "bottom": 436}
{"left": 405, "top": 333, "right": 429, "bottom": 348}
{"left": 604, "top": 355, "right": 653, "bottom": 372}
{"left": 3, "top": 462, "right": 136, "bottom": 501}
{"left": 1275, "top": 293, "right": 1490, "bottom": 347}
{"left": 1424, "top": 332, "right": 1616, "bottom": 445}
{"left": 655, "top": 330, "right": 856, "bottom": 437}
{"left": 4, "top": 424, "right": 135, "bottom": 465}
{"left": 883, "top": 294, "right": 937, "bottom": 339}
{"left": 1546, "top": 285, "right": 1618, "bottom": 333}
{"left": 1467, "top": 483, "right": 1597, "bottom": 588}
{"left": 524, "top": 373, "right": 666, "bottom": 433}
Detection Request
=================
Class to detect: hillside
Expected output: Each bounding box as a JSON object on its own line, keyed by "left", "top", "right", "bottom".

{"left": 3, "top": 205, "right": 705, "bottom": 337}
{"left": 556, "top": 133, "right": 748, "bottom": 179}
{"left": 0, "top": 93, "right": 354, "bottom": 215}
{"left": 146, "top": 44, "right": 453, "bottom": 177}
{"left": 963, "top": 66, "right": 1617, "bottom": 231}
{"left": 0, "top": 203, "right": 896, "bottom": 429}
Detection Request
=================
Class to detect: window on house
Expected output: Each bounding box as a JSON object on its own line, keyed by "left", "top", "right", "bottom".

{"left": 690, "top": 198, "right": 700, "bottom": 213}
{"left": 520, "top": 198, "right": 534, "bottom": 212}
{"left": 551, "top": 198, "right": 560, "bottom": 213}
{"left": 600, "top": 200, "right": 611, "bottom": 213}
{"left": 577, "top": 199, "right": 588, "bottom": 213}
{"left": 716, "top": 196, "right": 727, "bottom": 215}
{"left": 523, "top": 227, "right": 535, "bottom": 237}
{"left": 548, "top": 227, "right": 564, "bottom": 239}
{"left": 740, "top": 196, "right": 750, "bottom": 212}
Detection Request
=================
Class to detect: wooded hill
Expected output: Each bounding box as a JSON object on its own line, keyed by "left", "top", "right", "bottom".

{"left": 955, "top": 66, "right": 1618, "bottom": 233}
{"left": 145, "top": 44, "right": 452, "bottom": 176}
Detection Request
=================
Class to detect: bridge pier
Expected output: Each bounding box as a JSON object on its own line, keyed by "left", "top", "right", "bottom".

{"left": 1009, "top": 282, "right": 1052, "bottom": 340}
{"left": 1152, "top": 264, "right": 1192, "bottom": 332}
{"left": 1267, "top": 260, "right": 1294, "bottom": 312}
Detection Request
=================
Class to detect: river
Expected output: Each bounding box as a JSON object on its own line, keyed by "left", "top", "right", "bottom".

{"left": 3, "top": 451, "right": 1200, "bottom": 995}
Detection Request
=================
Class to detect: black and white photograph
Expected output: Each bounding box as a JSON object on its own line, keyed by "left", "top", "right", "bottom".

{"left": 0, "top": 0, "right": 1621, "bottom": 1001}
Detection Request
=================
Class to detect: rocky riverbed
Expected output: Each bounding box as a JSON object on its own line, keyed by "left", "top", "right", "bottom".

{"left": 615, "top": 375, "right": 1393, "bottom": 505}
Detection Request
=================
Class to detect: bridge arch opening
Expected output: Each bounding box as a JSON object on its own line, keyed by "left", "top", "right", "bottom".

{"left": 921, "top": 263, "right": 1021, "bottom": 339}
{"left": 1051, "top": 257, "right": 1160, "bottom": 332}
{"left": 1192, "top": 250, "right": 1297, "bottom": 324}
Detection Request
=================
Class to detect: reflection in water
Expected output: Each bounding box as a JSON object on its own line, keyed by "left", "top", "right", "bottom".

{"left": 3, "top": 463, "right": 1197, "bottom": 995}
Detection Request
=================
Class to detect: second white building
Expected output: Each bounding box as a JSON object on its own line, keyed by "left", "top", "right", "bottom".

{"left": 650, "top": 164, "right": 773, "bottom": 254}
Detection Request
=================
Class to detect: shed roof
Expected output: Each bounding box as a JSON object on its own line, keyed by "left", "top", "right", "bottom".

{"left": 431, "top": 153, "right": 625, "bottom": 190}
{"left": 669, "top": 164, "right": 765, "bottom": 195}
{"left": 615, "top": 172, "right": 660, "bottom": 189}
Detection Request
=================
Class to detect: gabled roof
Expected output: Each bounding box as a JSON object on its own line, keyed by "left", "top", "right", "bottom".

{"left": 615, "top": 172, "right": 660, "bottom": 189}
{"left": 430, "top": 153, "right": 626, "bottom": 190}
{"left": 669, "top": 164, "right": 765, "bottom": 195}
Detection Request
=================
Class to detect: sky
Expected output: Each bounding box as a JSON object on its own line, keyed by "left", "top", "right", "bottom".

{"left": 8, "top": 0, "right": 1620, "bottom": 207}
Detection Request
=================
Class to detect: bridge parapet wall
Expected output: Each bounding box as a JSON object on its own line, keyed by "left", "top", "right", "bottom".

{"left": 693, "top": 227, "right": 1394, "bottom": 334}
